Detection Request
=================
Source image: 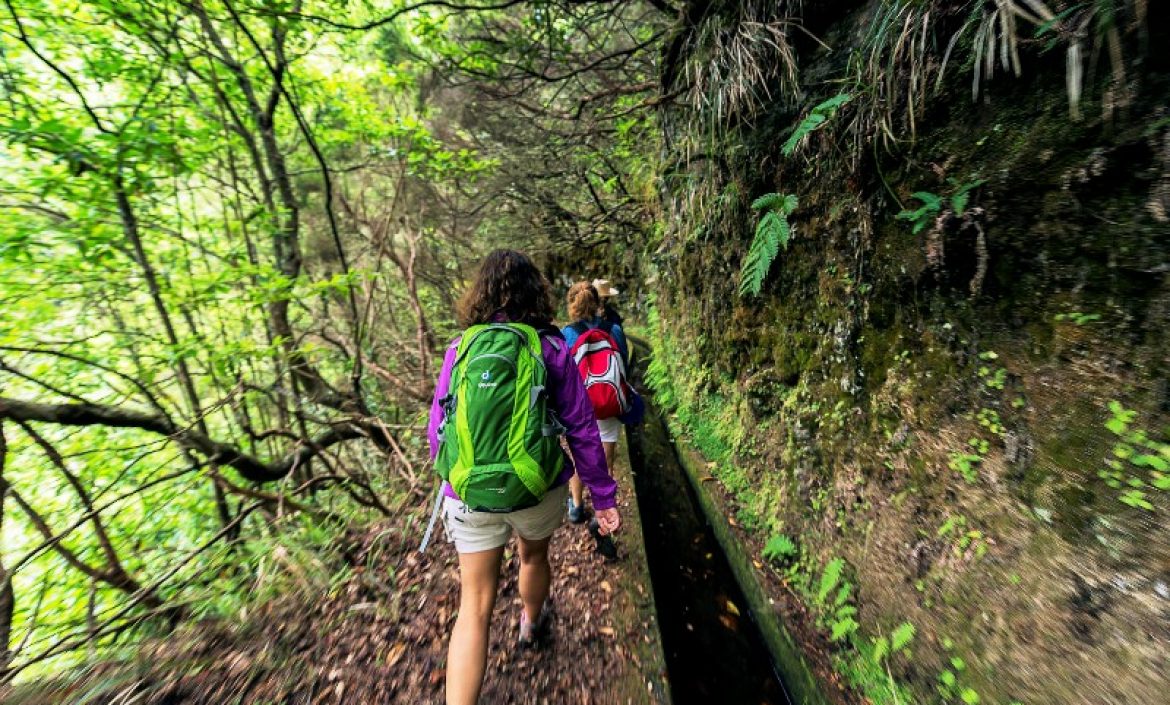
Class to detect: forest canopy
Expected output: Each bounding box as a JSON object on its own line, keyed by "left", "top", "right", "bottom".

{"left": 0, "top": 0, "right": 659, "bottom": 680}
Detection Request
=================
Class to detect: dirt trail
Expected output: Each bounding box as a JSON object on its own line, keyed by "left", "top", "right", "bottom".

{"left": 8, "top": 444, "right": 668, "bottom": 705}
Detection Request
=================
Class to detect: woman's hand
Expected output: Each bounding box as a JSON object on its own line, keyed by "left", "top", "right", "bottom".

{"left": 595, "top": 507, "right": 621, "bottom": 535}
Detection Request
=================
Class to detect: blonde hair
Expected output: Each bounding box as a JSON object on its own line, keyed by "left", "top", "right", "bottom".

{"left": 566, "top": 281, "right": 600, "bottom": 322}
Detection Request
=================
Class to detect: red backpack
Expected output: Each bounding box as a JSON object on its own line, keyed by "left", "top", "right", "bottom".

{"left": 568, "top": 321, "right": 631, "bottom": 420}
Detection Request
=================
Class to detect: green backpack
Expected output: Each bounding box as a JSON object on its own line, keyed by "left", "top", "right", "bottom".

{"left": 435, "top": 323, "right": 565, "bottom": 512}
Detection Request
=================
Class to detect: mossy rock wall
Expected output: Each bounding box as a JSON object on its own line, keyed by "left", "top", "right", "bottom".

{"left": 634, "top": 2, "right": 1170, "bottom": 703}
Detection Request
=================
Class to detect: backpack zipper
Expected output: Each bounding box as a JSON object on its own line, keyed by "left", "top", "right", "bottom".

{"left": 463, "top": 325, "right": 547, "bottom": 371}
{"left": 468, "top": 353, "right": 517, "bottom": 370}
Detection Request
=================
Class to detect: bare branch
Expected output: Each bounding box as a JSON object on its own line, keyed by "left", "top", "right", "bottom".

{"left": 0, "top": 397, "right": 387, "bottom": 483}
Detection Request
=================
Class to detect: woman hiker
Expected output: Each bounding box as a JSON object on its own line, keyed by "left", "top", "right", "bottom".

{"left": 428, "top": 250, "right": 621, "bottom": 705}
{"left": 561, "top": 281, "right": 631, "bottom": 524}
{"left": 592, "top": 277, "right": 623, "bottom": 327}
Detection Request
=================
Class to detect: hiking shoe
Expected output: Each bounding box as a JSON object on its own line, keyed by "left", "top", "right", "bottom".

{"left": 589, "top": 518, "right": 619, "bottom": 562}
{"left": 566, "top": 496, "right": 588, "bottom": 524}
{"left": 518, "top": 600, "right": 553, "bottom": 649}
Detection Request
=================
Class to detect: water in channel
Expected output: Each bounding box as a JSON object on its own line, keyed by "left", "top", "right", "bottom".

{"left": 626, "top": 404, "right": 792, "bottom": 705}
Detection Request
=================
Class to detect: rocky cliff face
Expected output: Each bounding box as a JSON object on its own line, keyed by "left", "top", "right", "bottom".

{"left": 633, "top": 2, "right": 1170, "bottom": 702}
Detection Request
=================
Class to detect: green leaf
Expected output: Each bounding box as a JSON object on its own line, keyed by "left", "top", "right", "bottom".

{"left": 834, "top": 582, "right": 852, "bottom": 607}
{"left": 751, "top": 193, "right": 786, "bottom": 211}
{"left": 1119, "top": 489, "right": 1154, "bottom": 510}
{"left": 890, "top": 621, "right": 916, "bottom": 650}
{"left": 1134, "top": 454, "right": 1168, "bottom": 471}
{"left": 830, "top": 616, "right": 858, "bottom": 641}
{"left": 961, "top": 688, "right": 981, "bottom": 704}
{"left": 817, "top": 557, "right": 846, "bottom": 604}
{"left": 1034, "top": 5, "right": 1081, "bottom": 37}
{"left": 952, "top": 191, "right": 970, "bottom": 216}
{"left": 835, "top": 605, "right": 857, "bottom": 619}
{"left": 871, "top": 636, "right": 889, "bottom": 663}
{"left": 909, "top": 191, "right": 943, "bottom": 209}
{"left": 940, "top": 670, "right": 957, "bottom": 687}
{"left": 763, "top": 534, "right": 798, "bottom": 562}
{"left": 782, "top": 93, "right": 851, "bottom": 156}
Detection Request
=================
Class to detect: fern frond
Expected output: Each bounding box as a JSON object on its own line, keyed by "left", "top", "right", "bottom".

{"left": 814, "top": 93, "right": 853, "bottom": 113}
{"left": 738, "top": 212, "right": 780, "bottom": 297}
{"left": 909, "top": 191, "right": 943, "bottom": 209}
{"left": 739, "top": 193, "right": 797, "bottom": 297}
{"left": 751, "top": 192, "right": 786, "bottom": 211}
{"left": 782, "top": 92, "right": 853, "bottom": 156}
{"left": 891, "top": 621, "right": 917, "bottom": 650}
{"left": 817, "top": 557, "right": 846, "bottom": 604}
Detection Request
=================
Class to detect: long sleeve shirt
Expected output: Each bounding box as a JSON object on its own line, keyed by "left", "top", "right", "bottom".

{"left": 427, "top": 330, "right": 618, "bottom": 510}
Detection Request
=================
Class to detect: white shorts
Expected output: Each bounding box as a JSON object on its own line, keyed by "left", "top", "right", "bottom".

{"left": 597, "top": 416, "right": 622, "bottom": 443}
{"left": 442, "top": 484, "right": 569, "bottom": 554}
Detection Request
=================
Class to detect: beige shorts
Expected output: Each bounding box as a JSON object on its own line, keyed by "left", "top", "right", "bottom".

{"left": 597, "top": 416, "right": 622, "bottom": 443}
{"left": 442, "top": 484, "right": 569, "bottom": 554}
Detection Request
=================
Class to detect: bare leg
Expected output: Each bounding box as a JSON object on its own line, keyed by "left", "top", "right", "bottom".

{"left": 517, "top": 535, "right": 553, "bottom": 623}
{"left": 602, "top": 440, "right": 617, "bottom": 473}
{"left": 446, "top": 547, "right": 505, "bottom": 705}
{"left": 569, "top": 473, "right": 584, "bottom": 509}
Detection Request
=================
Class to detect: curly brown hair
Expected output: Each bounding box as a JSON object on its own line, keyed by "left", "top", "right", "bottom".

{"left": 456, "top": 249, "right": 556, "bottom": 328}
{"left": 566, "top": 281, "right": 600, "bottom": 322}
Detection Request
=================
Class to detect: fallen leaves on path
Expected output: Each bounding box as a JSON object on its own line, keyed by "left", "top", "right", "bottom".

{"left": 18, "top": 518, "right": 651, "bottom": 705}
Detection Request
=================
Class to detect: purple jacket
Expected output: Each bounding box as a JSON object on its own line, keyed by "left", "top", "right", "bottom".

{"left": 427, "top": 328, "right": 618, "bottom": 510}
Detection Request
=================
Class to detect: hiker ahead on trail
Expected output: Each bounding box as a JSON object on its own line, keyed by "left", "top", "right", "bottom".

{"left": 562, "top": 281, "right": 638, "bottom": 530}
{"left": 427, "top": 250, "right": 621, "bottom": 705}
{"left": 592, "top": 278, "right": 623, "bottom": 327}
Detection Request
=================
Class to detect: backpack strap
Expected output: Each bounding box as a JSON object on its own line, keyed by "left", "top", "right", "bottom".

{"left": 418, "top": 480, "right": 445, "bottom": 553}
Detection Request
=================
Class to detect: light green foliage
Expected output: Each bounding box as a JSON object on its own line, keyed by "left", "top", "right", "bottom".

{"left": 890, "top": 621, "right": 916, "bottom": 651}
{"left": 0, "top": 0, "right": 491, "bottom": 679}
{"left": 1098, "top": 401, "right": 1170, "bottom": 511}
{"left": 936, "top": 515, "right": 989, "bottom": 559}
{"left": 1055, "top": 311, "right": 1101, "bottom": 325}
{"left": 763, "top": 533, "right": 798, "bottom": 563}
{"left": 738, "top": 193, "right": 798, "bottom": 297}
{"left": 976, "top": 409, "right": 1004, "bottom": 435}
{"left": 782, "top": 93, "right": 853, "bottom": 155}
{"left": 936, "top": 642, "right": 986, "bottom": 704}
{"left": 871, "top": 620, "right": 916, "bottom": 664}
{"left": 948, "top": 452, "right": 982, "bottom": 483}
{"left": 977, "top": 364, "right": 1007, "bottom": 390}
{"left": 831, "top": 614, "right": 860, "bottom": 642}
{"left": 938, "top": 515, "right": 964, "bottom": 537}
{"left": 817, "top": 557, "right": 846, "bottom": 604}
